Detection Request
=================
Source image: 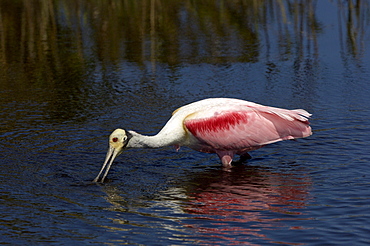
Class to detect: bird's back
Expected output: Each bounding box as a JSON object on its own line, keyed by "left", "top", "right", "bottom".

{"left": 170, "top": 98, "right": 312, "bottom": 153}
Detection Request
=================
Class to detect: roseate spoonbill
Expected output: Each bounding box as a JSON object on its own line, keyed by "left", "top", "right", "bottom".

{"left": 94, "top": 98, "right": 312, "bottom": 182}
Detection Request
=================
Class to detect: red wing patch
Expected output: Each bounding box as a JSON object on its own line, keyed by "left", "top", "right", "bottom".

{"left": 184, "top": 109, "right": 311, "bottom": 152}
{"left": 185, "top": 111, "right": 248, "bottom": 136}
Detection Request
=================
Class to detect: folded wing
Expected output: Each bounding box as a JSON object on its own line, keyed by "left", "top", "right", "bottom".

{"left": 184, "top": 105, "right": 312, "bottom": 152}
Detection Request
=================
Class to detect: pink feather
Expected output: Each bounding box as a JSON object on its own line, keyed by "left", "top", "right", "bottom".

{"left": 183, "top": 102, "right": 311, "bottom": 164}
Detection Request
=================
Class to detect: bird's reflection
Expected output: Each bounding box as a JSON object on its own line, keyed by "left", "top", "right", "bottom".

{"left": 100, "top": 163, "right": 312, "bottom": 244}
{"left": 185, "top": 165, "right": 311, "bottom": 214}
{"left": 181, "top": 164, "right": 312, "bottom": 243}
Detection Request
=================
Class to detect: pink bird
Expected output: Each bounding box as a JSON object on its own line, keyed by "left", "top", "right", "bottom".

{"left": 93, "top": 98, "right": 312, "bottom": 182}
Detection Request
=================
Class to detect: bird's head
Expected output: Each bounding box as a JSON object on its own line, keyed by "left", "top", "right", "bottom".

{"left": 108, "top": 128, "right": 129, "bottom": 153}
{"left": 93, "top": 129, "right": 130, "bottom": 182}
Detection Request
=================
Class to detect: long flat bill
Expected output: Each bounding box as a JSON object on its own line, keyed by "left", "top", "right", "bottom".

{"left": 93, "top": 147, "right": 119, "bottom": 182}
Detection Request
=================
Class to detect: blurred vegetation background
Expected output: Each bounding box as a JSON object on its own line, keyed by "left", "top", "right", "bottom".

{"left": 0, "top": 0, "right": 368, "bottom": 72}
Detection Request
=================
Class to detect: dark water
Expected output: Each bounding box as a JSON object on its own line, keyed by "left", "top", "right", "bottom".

{"left": 1, "top": 0, "right": 370, "bottom": 245}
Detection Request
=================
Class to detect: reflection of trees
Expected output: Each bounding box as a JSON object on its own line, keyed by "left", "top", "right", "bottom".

{"left": 0, "top": 0, "right": 368, "bottom": 68}
{"left": 337, "top": 0, "right": 369, "bottom": 61}
{"left": 0, "top": 0, "right": 368, "bottom": 122}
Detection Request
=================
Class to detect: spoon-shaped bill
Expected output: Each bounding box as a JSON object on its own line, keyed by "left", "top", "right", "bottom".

{"left": 93, "top": 146, "right": 120, "bottom": 182}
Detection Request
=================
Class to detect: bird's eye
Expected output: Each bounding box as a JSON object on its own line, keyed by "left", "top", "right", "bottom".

{"left": 123, "top": 136, "right": 127, "bottom": 141}
{"left": 112, "top": 137, "right": 118, "bottom": 142}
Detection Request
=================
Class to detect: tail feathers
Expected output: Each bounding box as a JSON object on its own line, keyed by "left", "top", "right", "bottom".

{"left": 261, "top": 107, "right": 312, "bottom": 138}
{"left": 292, "top": 109, "right": 312, "bottom": 118}
{"left": 263, "top": 107, "right": 312, "bottom": 123}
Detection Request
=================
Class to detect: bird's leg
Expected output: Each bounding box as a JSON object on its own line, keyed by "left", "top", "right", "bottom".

{"left": 174, "top": 144, "right": 180, "bottom": 152}
{"left": 238, "top": 152, "right": 252, "bottom": 163}
{"left": 216, "top": 151, "right": 235, "bottom": 168}
{"left": 227, "top": 152, "right": 251, "bottom": 167}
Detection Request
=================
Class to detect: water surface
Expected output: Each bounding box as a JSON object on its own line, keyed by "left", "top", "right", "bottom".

{"left": 1, "top": 0, "right": 370, "bottom": 245}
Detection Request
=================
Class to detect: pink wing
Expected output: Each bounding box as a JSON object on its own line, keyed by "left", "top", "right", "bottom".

{"left": 184, "top": 105, "right": 312, "bottom": 153}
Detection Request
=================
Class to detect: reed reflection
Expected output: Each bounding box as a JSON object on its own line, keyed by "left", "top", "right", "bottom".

{"left": 0, "top": 0, "right": 367, "bottom": 69}
{"left": 0, "top": 0, "right": 368, "bottom": 142}
{"left": 337, "top": 0, "right": 369, "bottom": 61}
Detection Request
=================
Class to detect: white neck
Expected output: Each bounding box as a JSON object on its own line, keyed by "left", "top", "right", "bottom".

{"left": 126, "top": 130, "right": 179, "bottom": 148}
